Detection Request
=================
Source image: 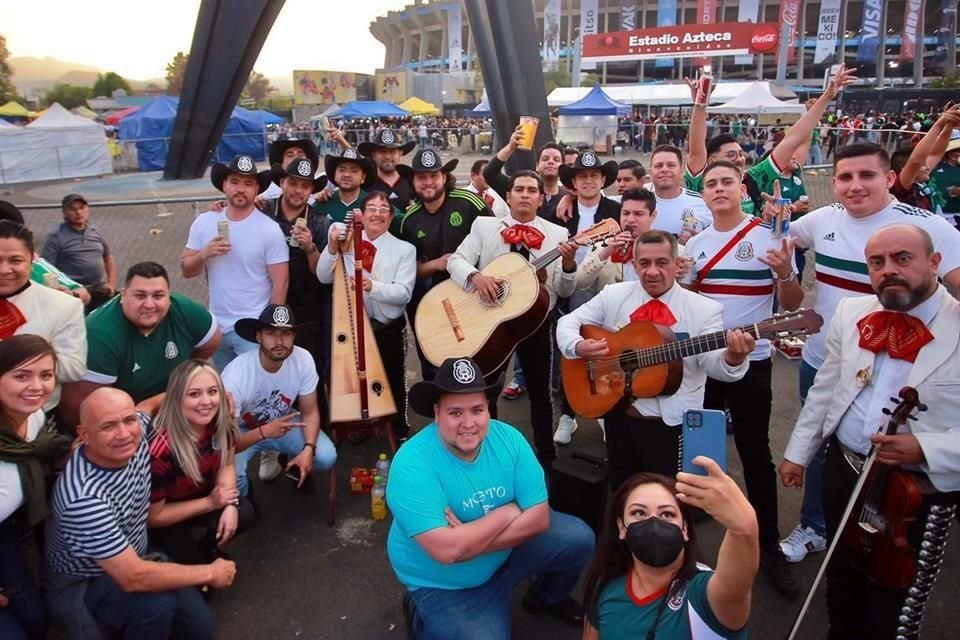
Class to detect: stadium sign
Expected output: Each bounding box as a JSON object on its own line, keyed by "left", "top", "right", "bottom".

{"left": 583, "top": 22, "right": 779, "bottom": 62}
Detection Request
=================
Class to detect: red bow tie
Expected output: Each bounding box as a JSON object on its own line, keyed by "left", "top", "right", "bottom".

{"left": 856, "top": 310, "right": 933, "bottom": 363}
{"left": 0, "top": 299, "right": 26, "bottom": 339}
{"left": 358, "top": 240, "right": 377, "bottom": 273}
{"left": 480, "top": 190, "right": 495, "bottom": 209}
{"left": 629, "top": 298, "right": 677, "bottom": 327}
{"left": 501, "top": 224, "right": 545, "bottom": 250}
{"left": 611, "top": 245, "right": 633, "bottom": 264}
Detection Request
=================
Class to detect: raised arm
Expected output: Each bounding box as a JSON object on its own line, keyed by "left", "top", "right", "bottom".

{"left": 901, "top": 107, "right": 960, "bottom": 187}
{"left": 770, "top": 65, "right": 858, "bottom": 171}
{"left": 685, "top": 75, "right": 710, "bottom": 177}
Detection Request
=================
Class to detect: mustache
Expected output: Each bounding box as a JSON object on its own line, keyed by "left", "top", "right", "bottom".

{"left": 879, "top": 277, "right": 910, "bottom": 289}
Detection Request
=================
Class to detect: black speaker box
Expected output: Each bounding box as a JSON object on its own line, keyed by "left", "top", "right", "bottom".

{"left": 549, "top": 448, "right": 608, "bottom": 534}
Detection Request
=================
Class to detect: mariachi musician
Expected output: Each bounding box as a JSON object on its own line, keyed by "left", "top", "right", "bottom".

{"left": 317, "top": 191, "right": 417, "bottom": 441}
{"left": 780, "top": 225, "right": 960, "bottom": 640}
{"left": 556, "top": 230, "right": 755, "bottom": 491}
{"left": 446, "top": 170, "right": 577, "bottom": 472}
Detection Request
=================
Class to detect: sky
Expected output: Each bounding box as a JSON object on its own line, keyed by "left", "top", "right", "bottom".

{"left": 1, "top": 0, "right": 412, "bottom": 80}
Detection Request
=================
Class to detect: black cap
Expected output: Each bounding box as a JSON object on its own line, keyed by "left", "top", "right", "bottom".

{"left": 0, "top": 200, "right": 25, "bottom": 224}
{"left": 558, "top": 150, "right": 619, "bottom": 190}
{"left": 358, "top": 129, "right": 416, "bottom": 156}
{"left": 210, "top": 154, "right": 273, "bottom": 194}
{"left": 395, "top": 148, "right": 459, "bottom": 180}
{"left": 234, "top": 304, "right": 314, "bottom": 343}
{"left": 61, "top": 193, "right": 87, "bottom": 210}
{"left": 408, "top": 357, "right": 498, "bottom": 418}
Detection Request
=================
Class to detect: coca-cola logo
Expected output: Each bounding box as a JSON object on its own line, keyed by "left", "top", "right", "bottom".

{"left": 782, "top": 1, "right": 799, "bottom": 26}
{"left": 751, "top": 25, "right": 778, "bottom": 53}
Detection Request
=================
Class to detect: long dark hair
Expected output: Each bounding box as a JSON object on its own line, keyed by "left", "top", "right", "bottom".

{"left": 0, "top": 335, "right": 58, "bottom": 430}
{"left": 582, "top": 473, "right": 701, "bottom": 621}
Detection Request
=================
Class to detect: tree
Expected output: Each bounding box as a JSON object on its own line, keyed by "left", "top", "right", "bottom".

{"left": 44, "top": 83, "right": 91, "bottom": 110}
{"left": 165, "top": 51, "right": 189, "bottom": 96}
{"left": 243, "top": 71, "right": 276, "bottom": 105}
{"left": 0, "top": 35, "right": 19, "bottom": 103}
{"left": 92, "top": 72, "right": 131, "bottom": 98}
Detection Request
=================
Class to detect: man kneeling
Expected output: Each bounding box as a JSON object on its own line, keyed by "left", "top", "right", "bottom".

{"left": 43, "top": 388, "right": 235, "bottom": 640}
{"left": 387, "top": 357, "right": 595, "bottom": 639}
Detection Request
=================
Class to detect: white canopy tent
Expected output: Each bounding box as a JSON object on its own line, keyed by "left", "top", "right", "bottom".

{"left": 309, "top": 103, "right": 341, "bottom": 121}
{"left": 547, "top": 81, "right": 798, "bottom": 108}
{"left": 706, "top": 82, "right": 806, "bottom": 115}
{"left": 0, "top": 103, "right": 112, "bottom": 184}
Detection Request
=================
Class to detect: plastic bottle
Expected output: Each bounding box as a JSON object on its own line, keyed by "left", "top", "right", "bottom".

{"left": 371, "top": 476, "right": 387, "bottom": 521}
{"left": 376, "top": 453, "right": 390, "bottom": 480}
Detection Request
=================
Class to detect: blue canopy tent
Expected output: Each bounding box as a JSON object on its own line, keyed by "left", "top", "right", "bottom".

{"left": 119, "top": 97, "right": 269, "bottom": 171}
{"left": 253, "top": 109, "right": 285, "bottom": 125}
{"left": 558, "top": 85, "right": 631, "bottom": 116}
{"left": 328, "top": 101, "right": 410, "bottom": 119}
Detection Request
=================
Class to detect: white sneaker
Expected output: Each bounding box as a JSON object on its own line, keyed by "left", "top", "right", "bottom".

{"left": 553, "top": 415, "right": 578, "bottom": 445}
{"left": 258, "top": 450, "right": 282, "bottom": 481}
{"left": 779, "top": 524, "right": 827, "bottom": 563}
{"left": 597, "top": 418, "right": 606, "bottom": 443}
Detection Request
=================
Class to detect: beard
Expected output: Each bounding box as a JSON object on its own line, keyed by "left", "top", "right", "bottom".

{"left": 877, "top": 276, "right": 934, "bottom": 311}
{"left": 227, "top": 191, "right": 253, "bottom": 208}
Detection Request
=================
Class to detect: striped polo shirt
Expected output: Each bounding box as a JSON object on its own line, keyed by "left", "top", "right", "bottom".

{"left": 45, "top": 420, "right": 151, "bottom": 578}
{"left": 684, "top": 217, "right": 792, "bottom": 360}
{"left": 790, "top": 198, "right": 960, "bottom": 369}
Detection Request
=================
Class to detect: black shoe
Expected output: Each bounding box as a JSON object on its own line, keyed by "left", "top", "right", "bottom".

{"left": 761, "top": 548, "right": 801, "bottom": 599}
{"left": 521, "top": 590, "right": 584, "bottom": 625}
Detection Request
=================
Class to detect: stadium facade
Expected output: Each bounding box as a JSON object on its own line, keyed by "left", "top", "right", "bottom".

{"left": 370, "top": 0, "right": 959, "bottom": 93}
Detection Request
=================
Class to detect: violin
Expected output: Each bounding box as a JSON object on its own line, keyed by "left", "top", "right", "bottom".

{"left": 839, "top": 386, "right": 931, "bottom": 590}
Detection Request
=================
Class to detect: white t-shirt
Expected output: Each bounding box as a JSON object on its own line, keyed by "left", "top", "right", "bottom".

{"left": 0, "top": 411, "right": 44, "bottom": 522}
{"left": 653, "top": 189, "right": 713, "bottom": 236}
{"left": 185, "top": 209, "right": 288, "bottom": 333}
{"left": 575, "top": 202, "right": 601, "bottom": 264}
{"left": 684, "top": 218, "right": 795, "bottom": 360}
{"left": 221, "top": 346, "right": 319, "bottom": 430}
{"left": 790, "top": 198, "right": 960, "bottom": 369}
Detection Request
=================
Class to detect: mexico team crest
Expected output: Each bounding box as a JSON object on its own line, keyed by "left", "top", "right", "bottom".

{"left": 452, "top": 359, "right": 477, "bottom": 384}
{"left": 450, "top": 211, "right": 463, "bottom": 227}
{"left": 164, "top": 341, "right": 179, "bottom": 359}
{"left": 734, "top": 241, "right": 754, "bottom": 261}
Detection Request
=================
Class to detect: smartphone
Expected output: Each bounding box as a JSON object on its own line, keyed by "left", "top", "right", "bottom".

{"left": 286, "top": 466, "right": 301, "bottom": 483}
{"left": 681, "top": 409, "right": 728, "bottom": 476}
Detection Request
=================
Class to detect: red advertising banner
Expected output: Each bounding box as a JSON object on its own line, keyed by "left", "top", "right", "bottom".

{"left": 900, "top": 0, "right": 925, "bottom": 62}
{"left": 694, "top": 0, "right": 718, "bottom": 66}
{"left": 582, "top": 22, "right": 779, "bottom": 62}
{"left": 778, "top": 0, "right": 802, "bottom": 64}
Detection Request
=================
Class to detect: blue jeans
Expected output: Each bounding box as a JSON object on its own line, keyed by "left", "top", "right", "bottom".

{"left": 510, "top": 354, "right": 526, "bottom": 386}
{"left": 0, "top": 524, "right": 46, "bottom": 640}
{"left": 798, "top": 360, "right": 826, "bottom": 536}
{"left": 84, "top": 572, "right": 214, "bottom": 640}
{"left": 212, "top": 330, "right": 257, "bottom": 372}
{"left": 235, "top": 426, "right": 337, "bottom": 496}
{"left": 407, "top": 510, "right": 594, "bottom": 640}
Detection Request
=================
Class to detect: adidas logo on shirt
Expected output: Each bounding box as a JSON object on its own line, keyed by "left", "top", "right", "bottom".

{"left": 697, "top": 252, "right": 707, "bottom": 260}
{"left": 417, "top": 230, "right": 427, "bottom": 239}
{"left": 823, "top": 232, "right": 836, "bottom": 241}
{"left": 132, "top": 362, "right": 141, "bottom": 373}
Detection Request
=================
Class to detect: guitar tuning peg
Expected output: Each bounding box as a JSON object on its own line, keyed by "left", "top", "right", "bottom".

{"left": 882, "top": 408, "right": 892, "bottom": 416}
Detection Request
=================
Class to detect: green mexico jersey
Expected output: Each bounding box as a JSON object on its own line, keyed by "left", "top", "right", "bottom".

{"left": 84, "top": 292, "right": 217, "bottom": 402}
{"left": 311, "top": 189, "right": 367, "bottom": 224}
{"left": 30, "top": 257, "right": 82, "bottom": 291}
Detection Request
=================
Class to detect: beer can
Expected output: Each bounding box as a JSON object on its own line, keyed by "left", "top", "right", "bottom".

{"left": 772, "top": 198, "right": 791, "bottom": 238}
{"left": 517, "top": 116, "right": 539, "bottom": 151}
{"left": 681, "top": 211, "right": 703, "bottom": 235}
{"left": 217, "top": 219, "right": 230, "bottom": 242}
{"left": 289, "top": 217, "right": 307, "bottom": 247}
{"left": 42, "top": 272, "right": 59, "bottom": 288}
{"left": 694, "top": 66, "right": 713, "bottom": 107}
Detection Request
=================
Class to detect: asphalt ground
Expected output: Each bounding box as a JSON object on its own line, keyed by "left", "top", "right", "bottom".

{"left": 4, "top": 148, "right": 959, "bottom": 639}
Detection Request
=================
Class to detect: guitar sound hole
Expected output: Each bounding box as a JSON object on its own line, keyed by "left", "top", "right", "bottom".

{"left": 620, "top": 349, "right": 640, "bottom": 374}
{"left": 371, "top": 381, "right": 383, "bottom": 396}
{"left": 479, "top": 281, "right": 511, "bottom": 309}
{"left": 336, "top": 333, "right": 347, "bottom": 344}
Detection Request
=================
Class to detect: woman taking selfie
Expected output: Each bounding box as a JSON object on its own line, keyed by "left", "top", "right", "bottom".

{"left": 146, "top": 359, "right": 253, "bottom": 565}
{"left": 0, "top": 336, "right": 73, "bottom": 639}
{"left": 582, "top": 457, "right": 758, "bottom": 640}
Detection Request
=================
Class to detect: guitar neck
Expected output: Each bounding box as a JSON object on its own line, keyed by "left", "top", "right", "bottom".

{"left": 633, "top": 323, "right": 761, "bottom": 368}
{"left": 531, "top": 248, "right": 562, "bottom": 271}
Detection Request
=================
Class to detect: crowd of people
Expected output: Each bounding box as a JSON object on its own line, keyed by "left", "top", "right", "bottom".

{"left": 1, "top": 61, "right": 960, "bottom": 640}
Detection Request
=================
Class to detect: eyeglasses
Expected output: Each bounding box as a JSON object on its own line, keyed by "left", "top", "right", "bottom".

{"left": 364, "top": 206, "right": 393, "bottom": 215}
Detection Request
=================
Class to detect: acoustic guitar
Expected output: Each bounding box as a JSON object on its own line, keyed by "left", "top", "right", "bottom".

{"left": 415, "top": 218, "right": 620, "bottom": 374}
{"left": 561, "top": 309, "right": 823, "bottom": 418}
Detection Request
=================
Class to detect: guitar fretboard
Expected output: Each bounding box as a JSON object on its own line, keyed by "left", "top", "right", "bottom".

{"left": 632, "top": 324, "right": 760, "bottom": 368}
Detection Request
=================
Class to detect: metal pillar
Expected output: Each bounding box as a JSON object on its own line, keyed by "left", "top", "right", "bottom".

{"left": 163, "top": 0, "right": 285, "bottom": 180}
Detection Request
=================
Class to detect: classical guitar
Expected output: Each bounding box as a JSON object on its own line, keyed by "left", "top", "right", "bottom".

{"left": 561, "top": 309, "right": 823, "bottom": 418}
{"left": 415, "top": 218, "right": 620, "bottom": 374}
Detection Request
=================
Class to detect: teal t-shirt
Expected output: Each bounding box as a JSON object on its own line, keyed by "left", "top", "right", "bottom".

{"left": 589, "top": 571, "right": 747, "bottom": 640}
{"left": 386, "top": 419, "right": 548, "bottom": 591}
